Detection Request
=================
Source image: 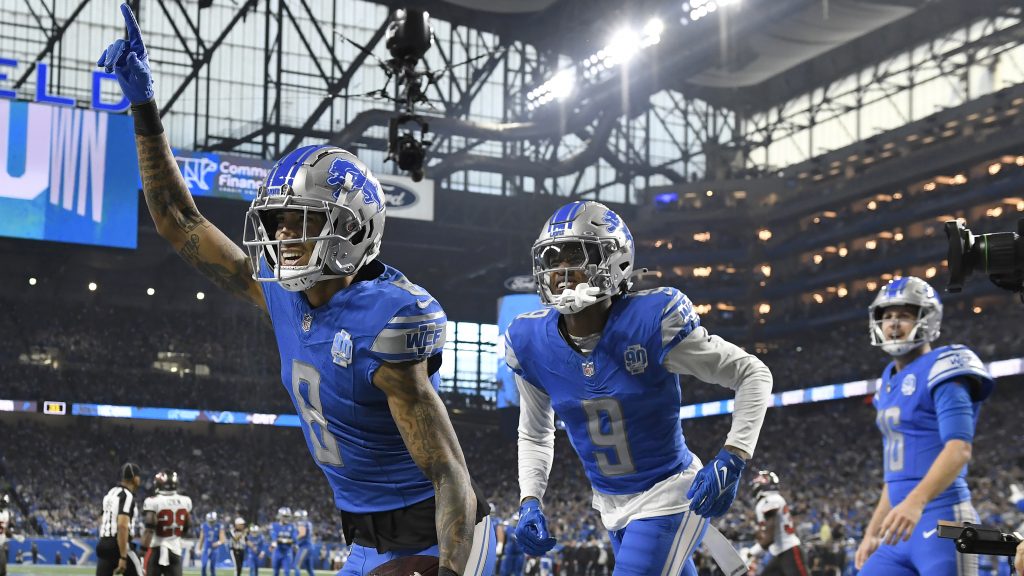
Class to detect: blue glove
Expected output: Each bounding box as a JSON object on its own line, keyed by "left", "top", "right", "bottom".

{"left": 514, "top": 499, "right": 556, "bottom": 557}
{"left": 96, "top": 4, "right": 153, "bottom": 104}
{"left": 686, "top": 448, "right": 746, "bottom": 518}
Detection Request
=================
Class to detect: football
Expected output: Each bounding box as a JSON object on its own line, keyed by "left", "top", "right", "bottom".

{"left": 367, "top": 555, "right": 440, "bottom": 576}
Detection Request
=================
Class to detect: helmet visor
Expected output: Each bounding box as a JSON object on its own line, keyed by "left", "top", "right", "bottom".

{"left": 533, "top": 239, "right": 604, "bottom": 272}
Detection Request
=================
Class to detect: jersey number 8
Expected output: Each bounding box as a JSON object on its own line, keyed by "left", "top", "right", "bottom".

{"left": 293, "top": 360, "right": 345, "bottom": 467}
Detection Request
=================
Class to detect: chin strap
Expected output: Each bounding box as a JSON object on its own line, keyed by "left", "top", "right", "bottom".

{"left": 553, "top": 283, "right": 601, "bottom": 314}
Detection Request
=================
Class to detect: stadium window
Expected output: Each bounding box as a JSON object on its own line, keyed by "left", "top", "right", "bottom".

{"left": 440, "top": 321, "right": 500, "bottom": 403}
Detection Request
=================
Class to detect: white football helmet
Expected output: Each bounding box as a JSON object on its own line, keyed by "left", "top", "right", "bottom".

{"left": 868, "top": 276, "right": 943, "bottom": 356}
{"left": 244, "top": 145, "right": 385, "bottom": 292}
{"left": 277, "top": 506, "right": 293, "bottom": 523}
{"left": 532, "top": 201, "right": 635, "bottom": 313}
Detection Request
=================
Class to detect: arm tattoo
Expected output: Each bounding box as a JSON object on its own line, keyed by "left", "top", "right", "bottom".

{"left": 136, "top": 133, "right": 262, "bottom": 309}
{"left": 178, "top": 230, "right": 257, "bottom": 297}
{"left": 379, "top": 362, "right": 476, "bottom": 572}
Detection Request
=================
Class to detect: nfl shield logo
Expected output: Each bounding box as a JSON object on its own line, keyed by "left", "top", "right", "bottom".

{"left": 301, "top": 313, "right": 313, "bottom": 332}
{"left": 582, "top": 361, "right": 595, "bottom": 378}
{"left": 331, "top": 330, "right": 353, "bottom": 367}
{"left": 901, "top": 374, "right": 916, "bottom": 396}
{"left": 624, "top": 344, "right": 648, "bottom": 375}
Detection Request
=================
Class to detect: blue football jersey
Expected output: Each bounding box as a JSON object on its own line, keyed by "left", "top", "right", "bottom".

{"left": 270, "top": 522, "right": 296, "bottom": 546}
{"left": 873, "top": 344, "right": 994, "bottom": 509}
{"left": 296, "top": 520, "right": 313, "bottom": 545}
{"left": 506, "top": 287, "right": 700, "bottom": 495}
{"left": 260, "top": 260, "right": 446, "bottom": 514}
{"left": 201, "top": 523, "right": 221, "bottom": 545}
{"left": 246, "top": 533, "right": 265, "bottom": 551}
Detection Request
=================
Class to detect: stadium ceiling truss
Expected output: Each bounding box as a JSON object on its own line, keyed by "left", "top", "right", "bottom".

{"left": 3, "top": 0, "right": 1020, "bottom": 205}
{"left": 742, "top": 6, "right": 1024, "bottom": 172}
{"left": 1, "top": 0, "right": 752, "bottom": 204}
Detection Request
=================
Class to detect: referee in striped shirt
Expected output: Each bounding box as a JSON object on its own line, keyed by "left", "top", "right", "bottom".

{"left": 97, "top": 463, "right": 143, "bottom": 575}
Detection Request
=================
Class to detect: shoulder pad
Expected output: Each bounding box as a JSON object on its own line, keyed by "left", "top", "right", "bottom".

{"left": 370, "top": 282, "right": 447, "bottom": 362}
{"left": 927, "top": 345, "right": 994, "bottom": 400}
{"left": 627, "top": 287, "right": 700, "bottom": 352}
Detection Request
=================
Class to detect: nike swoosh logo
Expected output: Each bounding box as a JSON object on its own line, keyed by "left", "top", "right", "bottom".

{"left": 718, "top": 465, "right": 730, "bottom": 490}
{"left": 416, "top": 298, "right": 435, "bottom": 309}
{"left": 923, "top": 529, "right": 937, "bottom": 539}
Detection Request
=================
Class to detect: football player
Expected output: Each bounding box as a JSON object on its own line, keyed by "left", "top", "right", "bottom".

{"left": 98, "top": 5, "right": 493, "bottom": 575}
{"left": 270, "top": 507, "right": 296, "bottom": 576}
{"left": 246, "top": 525, "right": 266, "bottom": 576}
{"left": 499, "top": 513, "right": 524, "bottom": 576}
{"left": 507, "top": 201, "right": 773, "bottom": 575}
{"left": 855, "top": 277, "right": 994, "bottom": 575}
{"left": 750, "top": 471, "right": 807, "bottom": 576}
{"left": 198, "top": 511, "right": 227, "bottom": 576}
{"left": 291, "top": 510, "right": 314, "bottom": 576}
{"left": 230, "top": 517, "right": 249, "bottom": 576}
{"left": 0, "top": 494, "right": 11, "bottom": 576}
{"left": 142, "top": 470, "right": 193, "bottom": 576}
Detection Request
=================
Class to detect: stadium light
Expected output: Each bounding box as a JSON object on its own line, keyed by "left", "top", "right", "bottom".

{"left": 88, "top": 282, "right": 97, "bottom": 292}
{"left": 147, "top": 288, "right": 156, "bottom": 296}
{"left": 535, "top": 16, "right": 665, "bottom": 106}
{"left": 757, "top": 228, "right": 772, "bottom": 241}
{"left": 683, "top": 0, "right": 741, "bottom": 23}
{"left": 28, "top": 277, "right": 36, "bottom": 286}
{"left": 196, "top": 291, "right": 205, "bottom": 300}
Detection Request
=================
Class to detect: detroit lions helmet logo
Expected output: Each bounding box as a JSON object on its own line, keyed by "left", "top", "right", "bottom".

{"left": 326, "top": 158, "right": 384, "bottom": 213}
{"left": 602, "top": 210, "right": 621, "bottom": 233}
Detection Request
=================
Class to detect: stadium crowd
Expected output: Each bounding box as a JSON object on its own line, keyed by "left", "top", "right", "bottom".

{"left": 3, "top": 288, "right": 1022, "bottom": 414}
{"left": 1, "top": 375, "right": 1021, "bottom": 574}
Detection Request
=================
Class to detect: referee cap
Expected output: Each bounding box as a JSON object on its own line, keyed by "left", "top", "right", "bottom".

{"left": 121, "top": 462, "right": 142, "bottom": 481}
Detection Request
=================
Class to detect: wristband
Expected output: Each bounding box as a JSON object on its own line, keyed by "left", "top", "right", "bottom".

{"left": 131, "top": 99, "right": 164, "bottom": 136}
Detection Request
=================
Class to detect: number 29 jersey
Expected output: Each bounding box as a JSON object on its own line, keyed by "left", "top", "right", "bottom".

{"left": 260, "top": 260, "right": 447, "bottom": 514}
{"left": 873, "top": 344, "right": 993, "bottom": 509}
{"left": 506, "top": 287, "right": 700, "bottom": 495}
{"left": 142, "top": 493, "right": 193, "bottom": 554}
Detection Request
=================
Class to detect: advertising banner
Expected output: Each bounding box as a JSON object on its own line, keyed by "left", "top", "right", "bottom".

{"left": 0, "top": 100, "right": 139, "bottom": 248}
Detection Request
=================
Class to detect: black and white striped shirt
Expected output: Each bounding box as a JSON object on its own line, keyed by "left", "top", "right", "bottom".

{"left": 99, "top": 485, "right": 137, "bottom": 539}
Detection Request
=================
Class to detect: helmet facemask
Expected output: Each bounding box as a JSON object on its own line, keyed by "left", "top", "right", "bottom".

{"left": 869, "top": 305, "right": 932, "bottom": 356}
{"left": 532, "top": 237, "right": 622, "bottom": 313}
{"left": 244, "top": 195, "right": 368, "bottom": 292}
{"left": 867, "top": 276, "right": 943, "bottom": 357}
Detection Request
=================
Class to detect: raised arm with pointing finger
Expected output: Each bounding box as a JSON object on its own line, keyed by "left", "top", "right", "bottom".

{"left": 98, "top": 3, "right": 266, "bottom": 312}
{"left": 97, "top": 6, "right": 495, "bottom": 574}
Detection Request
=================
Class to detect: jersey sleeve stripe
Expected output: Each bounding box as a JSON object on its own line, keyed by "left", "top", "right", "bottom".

{"left": 387, "top": 311, "right": 446, "bottom": 325}
{"left": 660, "top": 291, "right": 685, "bottom": 317}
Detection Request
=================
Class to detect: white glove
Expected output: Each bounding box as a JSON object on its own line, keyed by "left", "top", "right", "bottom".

{"left": 1010, "top": 483, "right": 1024, "bottom": 505}
{"left": 553, "top": 283, "right": 601, "bottom": 314}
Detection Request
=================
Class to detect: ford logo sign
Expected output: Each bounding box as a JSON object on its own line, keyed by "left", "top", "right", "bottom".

{"left": 504, "top": 275, "right": 537, "bottom": 293}
{"left": 381, "top": 184, "right": 419, "bottom": 208}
